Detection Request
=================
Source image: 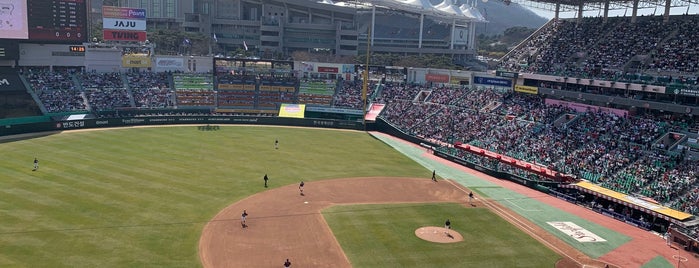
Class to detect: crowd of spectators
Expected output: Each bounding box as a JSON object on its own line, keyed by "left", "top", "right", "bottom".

{"left": 376, "top": 85, "right": 698, "bottom": 215}
{"left": 77, "top": 72, "right": 125, "bottom": 90}
{"left": 333, "top": 80, "right": 377, "bottom": 109}
{"left": 127, "top": 72, "right": 174, "bottom": 108}
{"left": 499, "top": 15, "right": 699, "bottom": 85}
{"left": 25, "top": 69, "right": 88, "bottom": 112}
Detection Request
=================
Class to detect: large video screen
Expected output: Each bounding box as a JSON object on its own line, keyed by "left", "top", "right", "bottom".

{"left": 0, "top": 0, "right": 29, "bottom": 39}
{"left": 27, "top": 0, "right": 86, "bottom": 43}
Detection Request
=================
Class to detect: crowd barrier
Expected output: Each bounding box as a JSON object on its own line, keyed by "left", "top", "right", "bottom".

{"left": 0, "top": 116, "right": 368, "bottom": 137}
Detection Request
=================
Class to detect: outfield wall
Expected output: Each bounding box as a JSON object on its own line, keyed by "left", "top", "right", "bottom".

{"left": 0, "top": 116, "right": 368, "bottom": 136}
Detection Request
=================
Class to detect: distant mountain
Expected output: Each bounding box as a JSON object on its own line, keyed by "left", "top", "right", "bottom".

{"left": 426, "top": 0, "right": 549, "bottom": 35}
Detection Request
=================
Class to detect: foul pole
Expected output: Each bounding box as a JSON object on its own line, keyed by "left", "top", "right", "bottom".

{"left": 362, "top": 17, "right": 372, "bottom": 130}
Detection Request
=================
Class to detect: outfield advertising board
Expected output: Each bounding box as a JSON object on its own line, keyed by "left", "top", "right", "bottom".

{"left": 122, "top": 54, "right": 151, "bottom": 68}
{"left": 102, "top": 18, "right": 147, "bottom": 31}
{"left": 102, "top": 6, "right": 146, "bottom": 42}
{"left": 103, "top": 29, "right": 147, "bottom": 42}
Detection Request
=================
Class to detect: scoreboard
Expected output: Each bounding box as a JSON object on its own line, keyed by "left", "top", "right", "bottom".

{"left": 27, "top": 0, "right": 86, "bottom": 43}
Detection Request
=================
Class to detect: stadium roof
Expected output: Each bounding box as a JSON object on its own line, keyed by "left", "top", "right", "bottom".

{"left": 511, "top": 0, "right": 698, "bottom": 12}
{"left": 326, "top": 0, "right": 487, "bottom": 22}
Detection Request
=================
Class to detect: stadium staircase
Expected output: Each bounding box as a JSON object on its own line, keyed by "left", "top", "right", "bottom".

{"left": 499, "top": 18, "right": 557, "bottom": 62}
{"left": 71, "top": 74, "right": 92, "bottom": 111}
{"left": 120, "top": 74, "right": 137, "bottom": 108}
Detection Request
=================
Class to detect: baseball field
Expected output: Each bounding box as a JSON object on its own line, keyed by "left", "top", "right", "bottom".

{"left": 0, "top": 125, "right": 594, "bottom": 267}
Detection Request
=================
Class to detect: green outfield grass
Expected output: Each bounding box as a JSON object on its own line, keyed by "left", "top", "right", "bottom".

{"left": 0, "top": 126, "right": 429, "bottom": 267}
{"left": 323, "top": 203, "right": 562, "bottom": 268}
{"left": 0, "top": 126, "right": 569, "bottom": 267}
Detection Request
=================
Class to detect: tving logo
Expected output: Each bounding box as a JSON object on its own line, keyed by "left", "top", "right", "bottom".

{"left": 0, "top": 79, "right": 10, "bottom": 86}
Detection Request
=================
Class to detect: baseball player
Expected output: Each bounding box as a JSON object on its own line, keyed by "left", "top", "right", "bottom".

{"left": 431, "top": 170, "right": 437, "bottom": 182}
{"left": 241, "top": 210, "right": 249, "bottom": 228}
{"left": 33, "top": 158, "right": 39, "bottom": 171}
{"left": 283, "top": 258, "right": 291, "bottom": 267}
{"left": 469, "top": 191, "right": 474, "bottom": 206}
{"left": 275, "top": 139, "right": 279, "bottom": 150}
{"left": 264, "top": 174, "right": 269, "bottom": 188}
{"left": 299, "top": 181, "right": 305, "bottom": 196}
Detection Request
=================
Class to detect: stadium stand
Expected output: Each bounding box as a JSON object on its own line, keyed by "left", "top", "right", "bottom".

{"left": 173, "top": 73, "right": 216, "bottom": 107}
{"left": 127, "top": 72, "right": 174, "bottom": 109}
{"left": 297, "top": 79, "right": 336, "bottom": 105}
{"left": 26, "top": 69, "right": 88, "bottom": 113}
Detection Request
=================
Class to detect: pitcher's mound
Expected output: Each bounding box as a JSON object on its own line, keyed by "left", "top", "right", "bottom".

{"left": 415, "top": 226, "right": 464, "bottom": 243}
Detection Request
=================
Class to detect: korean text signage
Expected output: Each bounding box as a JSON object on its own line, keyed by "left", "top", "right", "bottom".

{"left": 673, "top": 88, "right": 699, "bottom": 97}
{"left": 317, "top": 67, "right": 339, "bottom": 73}
{"left": 473, "top": 76, "right": 513, "bottom": 88}
{"left": 514, "top": 85, "right": 538, "bottom": 94}
{"left": 425, "top": 73, "right": 449, "bottom": 83}
{"left": 102, "top": 6, "right": 147, "bottom": 41}
{"left": 496, "top": 70, "right": 519, "bottom": 79}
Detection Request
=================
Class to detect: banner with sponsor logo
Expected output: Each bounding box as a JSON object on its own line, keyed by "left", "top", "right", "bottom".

{"left": 496, "top": 70, "right": 518, "bottom": 79}
{"left": 103, "top": 29, "right": 147, "bottom": 42}
{"left": 102, "top": 6, "right": 146, "bottom": 42}
{"left": 473, "top": 76, "right": 513, "bottom": 87}
{"left": 546, "top": 222, "right": 606, "bottom": 243}
{"left": 103, "top": 18, "right": 147, "bottom": 31}
{"left": 122, "top": 54, "right": 152, "bottom": 68}
{"left": 317, "top": 67, "right": 338, "bottom": 73}
{"left": 450, "top": 76, "right": 469, "bottom": 86}
{"left": 278, "top": 103, "right": 306, "bottom": 118}
{"left": 102, "top": 6, "right": 147, "bottom": 19}
{"left": 425, "top": 73, "right": 449, "bottom": 83}
{"left": 545, "top": 99, "right": 627, "bottom": 117}
{"left": 155, "top": 57, "right": 184, "bottom": 68}
{"left": 514, "top": 85, "right": 538, "bottom": 94}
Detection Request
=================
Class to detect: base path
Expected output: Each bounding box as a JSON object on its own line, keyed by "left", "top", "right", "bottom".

{"left": 198, "top": 177, "right": 469, "bottom": 268}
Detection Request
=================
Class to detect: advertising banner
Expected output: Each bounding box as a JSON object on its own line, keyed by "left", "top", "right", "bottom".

{"left": 545, "top": 99, "right": 628, "bottom": 117}
{"left": 514, "top": 85, "right": 538, "bottom": 94}
{"left": 103, "top": 18, "right": 147, "bottom": 31}
{"left": 496, "top": 70, "right": 519, "bottom": 79}
{"left": 425, "top": 73, "right": 449, "bottom": 83}
{"left": 102, "top": 6, "right": 147, "bottom": 19}
{"left": 103, "top": 29, "right": 147, "bottom": 41}
{"left": 122, "top": 54, "right": 152, "bottom": 68}
{"left": 317, "top": 67, "right": 338, "bottom": 73}
{"left": 155, "top": 57, "right": 184, "bottom": 68}
{"left": 473, "top": 76, "right": 513, "bottom": 87}
{"left": 278, "top": 104, "right": 306, "bottom": 118}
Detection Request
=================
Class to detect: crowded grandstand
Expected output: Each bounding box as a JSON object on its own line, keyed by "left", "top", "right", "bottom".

{"left": 1, "top": 0, "right": 698, "bottom": 257}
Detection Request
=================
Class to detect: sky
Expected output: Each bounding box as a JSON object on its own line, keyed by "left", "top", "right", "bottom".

{"left": 525, "top": 3, "right": 699, "bottom": 19}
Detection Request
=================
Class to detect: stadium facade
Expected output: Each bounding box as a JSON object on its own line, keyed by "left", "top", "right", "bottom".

{"left": 111, "top": 0, "right": 485, "bottom": 65}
